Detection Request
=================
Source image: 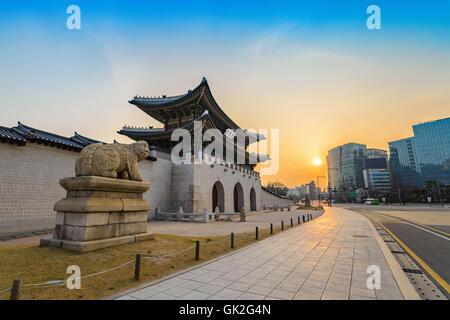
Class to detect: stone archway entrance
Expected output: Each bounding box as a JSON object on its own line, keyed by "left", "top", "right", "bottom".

{"left": 212, "top": 181, "right": 225, "bottom": 213}
{"left": 233, "top": 182, "right": 244, "bottom": 213}
{"left": 250, "top": 187, "right": 257, "bottom": 211}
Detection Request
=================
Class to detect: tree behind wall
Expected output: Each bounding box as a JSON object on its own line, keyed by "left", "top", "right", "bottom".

{"left": 266, "top": 181, "right": 288, "bottom": 196}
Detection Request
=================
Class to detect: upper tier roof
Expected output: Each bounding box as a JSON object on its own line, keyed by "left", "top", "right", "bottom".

{"left": 128, "top": 77, "right": 240, "bottom": 131}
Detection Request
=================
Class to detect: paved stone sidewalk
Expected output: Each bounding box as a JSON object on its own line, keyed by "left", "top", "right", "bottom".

{"left": 0, "top": 209, "right": 321, "bottom": 245}
{"left": 113, "top": 207, "right": 404, "bottom": 300}
{"left": 145, "top": 209, "right": 323, "bottom": 236}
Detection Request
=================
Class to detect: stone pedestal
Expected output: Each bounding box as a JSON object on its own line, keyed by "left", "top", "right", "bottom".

{"left": 240, "top": 207, "right": 246, "bottom": 222}
{"left": 40, "top": 176, "right": 154, "bottom": 252}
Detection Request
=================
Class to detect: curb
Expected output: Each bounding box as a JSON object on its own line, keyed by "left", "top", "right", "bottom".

{"left": 363, "top": 215, "right": 421, "bottom": 300}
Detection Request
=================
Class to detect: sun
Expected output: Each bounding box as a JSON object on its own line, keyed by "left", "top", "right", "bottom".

{"left": 313, "top": 158, "right": 322, "bottom": 166}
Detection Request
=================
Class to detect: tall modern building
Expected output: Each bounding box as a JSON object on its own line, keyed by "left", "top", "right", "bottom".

{"left": 327, "top": 143, "right": 367, "bottom": 191}
{"left": 388, "top": 117, "right": 450, "bottom": 188}
{"left": 363, "top": 149, "right": 391, "bottom": 194}
{"left": 388, "top": 137, "right": 420, "bottom": 188}
{"left": 306, "top": 181, "right": 317, "bottom": 200}
{"left": 366, "top": 148, "right": 387, "bottom": 159}
{"left": 412, "top": 118, "right": 450, "bottom": 186}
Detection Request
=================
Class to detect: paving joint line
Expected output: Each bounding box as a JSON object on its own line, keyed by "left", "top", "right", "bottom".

{"left": 106, "top": 210, "right": 323, "bottom": 300}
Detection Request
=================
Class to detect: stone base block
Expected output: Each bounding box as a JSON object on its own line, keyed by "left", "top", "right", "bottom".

{"left": 57, "top": 211, "right": 148, "bottom": 228}
{"left": 55, "top": 220, "right": 148, "bottom": 242}
{"left": 47, "top": 176, "right": 151, "bottom": 252}
{"left": 40, "top": 233, "right": 155, "bottom": 253}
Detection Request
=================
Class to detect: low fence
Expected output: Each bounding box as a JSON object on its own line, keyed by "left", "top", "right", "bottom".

{"left": 0, "top": 212, "right": 318, "bottom": 300}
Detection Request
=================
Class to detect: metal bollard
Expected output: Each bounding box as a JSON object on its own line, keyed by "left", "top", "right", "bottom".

{"left": 231, "top": 232, "right": 235, "bottom": 248}
{"left": 270, "top": 223, "right": 273, "bottom": 234}
{"left": 298, "top": 216, "right": 300, "bottom": 225}
{"left": 134, "top": 254, "right": 141, "bottom": 281}
{"left": 195, "top": 241, "right": 200, "bottom": 261}
{"left": 10, "top": 279, "right": 21, "bottom": 300}
{"left": 290, "top": 218, "right": 293, "bottom": 227}
{"left": 303, "top": 215, "right": 305, "bottom": 222}
{"left": 281, "top": 221, "right": 284, "bottom": 231}
{"left": 256, "top": 227, "right": 259, "bottom": 240}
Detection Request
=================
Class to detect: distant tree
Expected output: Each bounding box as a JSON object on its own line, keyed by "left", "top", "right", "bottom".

{"left": 266, "top": 181, "right": 288, "bottom": 196}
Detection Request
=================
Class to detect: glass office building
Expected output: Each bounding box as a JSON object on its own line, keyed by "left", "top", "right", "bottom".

{"left": 388, "top": 137, "right": 420, "bottom": 188}
{"left": 327, "top": 143, "right": 366, "bottom": 191}
{"left": 363, "top": 148, "right": 391, "bottom": 194}
{"left": 363, "top": 169, "right": 392, "bottom": 193}
{"left": 412, "top": 117, "right": 450, "bottom": 186}
{"left": 388, "top": 117, "right": 450, "bottom": 188}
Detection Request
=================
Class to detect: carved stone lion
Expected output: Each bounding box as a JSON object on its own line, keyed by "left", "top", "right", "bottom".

{"left": 75, "top": 141, "right": 150, "bottom": 181}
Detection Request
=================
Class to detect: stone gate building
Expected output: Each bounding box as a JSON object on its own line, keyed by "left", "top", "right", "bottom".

{"left": 0, "top": 78, "right": 292, "bottom": 237}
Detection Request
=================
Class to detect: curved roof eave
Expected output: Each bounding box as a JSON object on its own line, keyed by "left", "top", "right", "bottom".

{"left": 129, "top": 78, "right": 240, "bottom": 130}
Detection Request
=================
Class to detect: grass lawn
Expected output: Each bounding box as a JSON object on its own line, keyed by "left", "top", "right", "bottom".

{"left": 0, "top": 223, "right": 294, "bottom": 300}
{"left": 295, "top": 205, "right": 323, "bottom": 210}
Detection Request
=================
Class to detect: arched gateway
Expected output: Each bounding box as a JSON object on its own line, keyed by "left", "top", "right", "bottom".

{"left": 233, "top": 182, "right": 244, "bottom": 213}
{"left": 212, "top": 181, "right": 225, "bottom": 213}
{"left": 250, "top": 187, "right": 257, "bottom": 211}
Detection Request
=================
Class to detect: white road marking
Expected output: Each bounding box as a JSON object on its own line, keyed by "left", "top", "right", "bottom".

{"left": 374, "top": 212, "right": 449, "bottom": 241}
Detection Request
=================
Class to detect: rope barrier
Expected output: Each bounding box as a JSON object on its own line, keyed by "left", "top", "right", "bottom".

{"left": 143, "top": 245, "right": 195, "bottom": 260}
{"left": 143, "top": 235, "right": 231, "bottom": 261}
{"left": 22, "top": 281, "right": 66, "bottom": 288}
{"left": 1, "top": 235, "right": 233, "bottom": 295}
{"left": 0, "top": 287, "right": 11, "bottom": 295}
{"left": 77, "top": 259, "right": 135, "bottom": 280}
{"left": 1, "top": 215, "right": 314, "bottom": 297}
{"left": 0, "top": 259, "right": 136, "bottom": 295}
{"left": 201, "top": 235, "right": 231, "bottom": 246}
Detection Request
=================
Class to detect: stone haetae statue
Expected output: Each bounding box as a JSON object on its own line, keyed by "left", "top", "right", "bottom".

{"left": 75, "top": 141, "right": 150, "bottom": 181}
{"left": 41, "top": 140, "right": 153, "bottom": 252}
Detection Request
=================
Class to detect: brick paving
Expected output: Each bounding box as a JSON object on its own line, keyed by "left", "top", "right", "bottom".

{"left": 114, "top": 207, "right": 404, "bottom": 300}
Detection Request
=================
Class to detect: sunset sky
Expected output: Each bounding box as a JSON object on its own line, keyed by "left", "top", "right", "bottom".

{"left": 1, "top": 1, "right": 449, "bottom": 187}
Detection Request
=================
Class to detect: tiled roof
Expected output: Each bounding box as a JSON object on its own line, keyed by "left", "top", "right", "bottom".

{"left": 0, "top": 126, "right": 27, "bottom": 145}
{"left": 128, "top": 77, "right": 240, "bottom": 130}
{"left": 131, "top": 93, "right": 188, "bottom": 105}
{"left": 71, "top": 132, "right": 103, "bottom": 147}
{"left": 261, "top": 186, "right": 294, "bottom": 200}
{"left": 130, "top": 77, "right": 206, "bottom": 106}
{"left": 0, "top": 122, "right": 104, "bottom": 151}
{"left": 12, "top": 122, "right": 84, "bottom": 150}
{"left": 0, "top": 122, "right": 157, "bottom": 161}
{"left": 118, "top": 111, "right": 211, "bottom": 139}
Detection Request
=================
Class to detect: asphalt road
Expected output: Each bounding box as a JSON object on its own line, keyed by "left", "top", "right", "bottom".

{"left": 341, "top": 205, "right": 450, "bottom": 298}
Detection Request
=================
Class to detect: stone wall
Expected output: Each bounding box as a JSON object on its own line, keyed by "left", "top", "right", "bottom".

{"left": 0, "top": 142, "right": 172, "bottom": 237}
{"left": 0, "top": 141, "right": 265, "bottom": 236}
{"left": 168, "top": 162, "right": 262, "bottom": 214}
{"left": 260, "top": 188, "right": 293, "bottom": 208}
{"left": 140, "top": 150, "right": 173, "bottom": 219}
{"left": 194, "top": 162, "right": 261, "bottom": 214}
{"left": 0, "top": 143, "right": 77, "bottom": 236}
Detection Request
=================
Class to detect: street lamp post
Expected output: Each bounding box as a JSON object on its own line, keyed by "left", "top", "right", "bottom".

{"left": 317, "top": 176, "right": 326, "bottom": 206}
{"left": 327, "top": 184, "right": 332, "bottom": 207}
{"left": 327, "top": 167, "right": 339, "bottom": 206}
{"left": 436, "top": 179, "right": 444, "bottom": 208}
